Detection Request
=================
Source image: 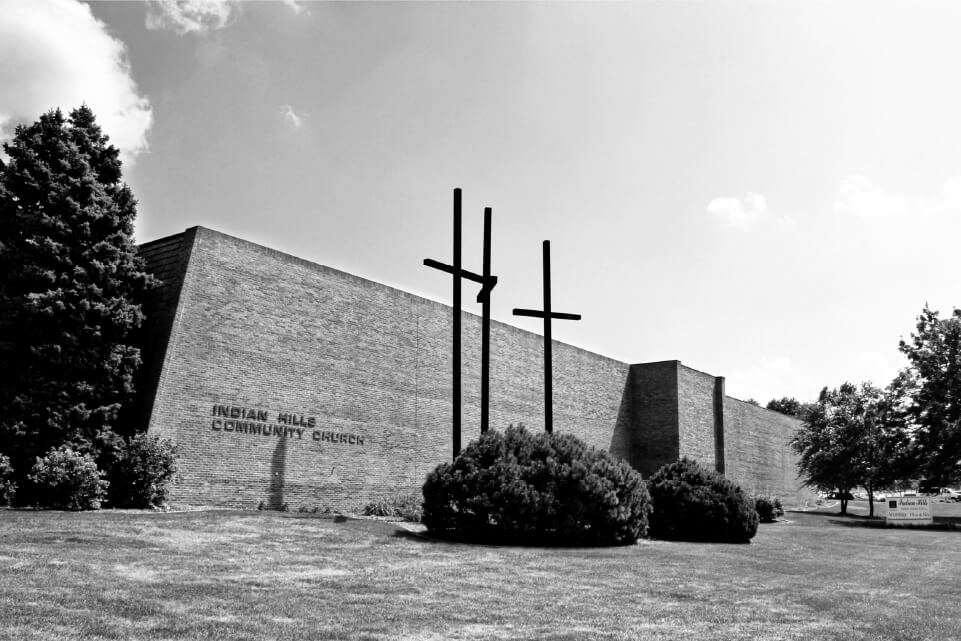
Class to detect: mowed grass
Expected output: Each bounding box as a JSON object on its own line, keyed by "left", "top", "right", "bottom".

{"left": 1, "top": 509, "right": 959, "bottom": 641}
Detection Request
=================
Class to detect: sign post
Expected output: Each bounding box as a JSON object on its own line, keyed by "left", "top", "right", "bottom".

{"left": 885, "top": 496, "right": 933, "bottom": 526}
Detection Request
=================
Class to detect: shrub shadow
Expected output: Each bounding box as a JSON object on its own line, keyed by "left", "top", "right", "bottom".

{"left": 390, "top": 528, "right": 450, "bottom": 545}
{"left": 390, "top": 527, "right": 642, "bottom": 549}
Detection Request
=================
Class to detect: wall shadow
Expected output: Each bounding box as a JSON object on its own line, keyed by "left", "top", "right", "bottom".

{"left": 269, "top": 434, "right": 287, "bottom": 509}
{"left": 608, "top": 372, "right": 639, "bottom": 470}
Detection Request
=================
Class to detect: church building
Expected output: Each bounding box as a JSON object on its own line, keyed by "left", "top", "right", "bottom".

{"left": 132, "top": 226, "right": 812, "bottom": 510}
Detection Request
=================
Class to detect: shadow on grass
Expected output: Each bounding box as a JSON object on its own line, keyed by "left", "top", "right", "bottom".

{"left": 390, "top": 528, "right": 450, "bottom": 544}
{"left": 389, "top": 526, "right": 648, "bottom": 548}
{"left": 389, "top": 527, "right": 754, "bottom": 548}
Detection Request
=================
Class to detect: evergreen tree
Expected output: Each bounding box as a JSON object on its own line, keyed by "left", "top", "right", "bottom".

{"left": 0, "top": 106, "right": 152, "bottom": 500}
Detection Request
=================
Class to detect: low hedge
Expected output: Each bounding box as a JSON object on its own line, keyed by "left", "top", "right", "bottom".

{"left": 363, "top": 493, "right": 422, "bottom": 522}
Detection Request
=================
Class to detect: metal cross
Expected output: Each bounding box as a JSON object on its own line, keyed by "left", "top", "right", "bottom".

{"left": 424, "top": 189, "right": 497, "bottom": 458}
{"left": 512, "top": 240, "right": 580, "bottom": 434}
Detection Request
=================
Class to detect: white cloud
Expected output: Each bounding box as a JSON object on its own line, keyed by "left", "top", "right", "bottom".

{"left": 145, "top": 0, "right": 307, "bottom": 35}
{"left": 832, "top": 175, "right": 961, "bottom": 218}
{"left": 145, "top": 0, "right": 237, "bottom": 35}
{"left": 0, "top": 0, "right": 153, "bottom": 162}
{"left": 282, "top": 104, "right": 305, "bottom": 129}
{"left": 833, "top": 175, "right": 907, "bottom": 218}
{"left": 706, "top": 192, "right": 768, "bottom": 229}
{"left": 281, "top": 0, "right": 309, "bottom": 16}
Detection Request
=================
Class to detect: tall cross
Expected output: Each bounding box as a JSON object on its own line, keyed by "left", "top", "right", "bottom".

{"left": 424, "top": 189, "right": 497, "bottom": 459}
{"left": 477, "top": 207, "right": 496, "bottom": 436}
{"left": 512, "top": 240, "right": 581, "bottom": 434}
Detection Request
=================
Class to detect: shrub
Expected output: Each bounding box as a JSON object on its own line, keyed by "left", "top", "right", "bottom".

{"left": 363, "top": 493, "right": 423, "bottom": 522}
{"left": 0, "top": 454, "right": 16, "bottom": 506}
{"left": 422, "top": 425, "right": 651, "bottom": 545}
{"left": 29, "top": 446, "right": 109, "bottom": 510}
{"left": 108, "top": 434, "right": 179, "bottom": 508}
{"left": 648, "top": 457, "right": 758, "bottom": 543}
{"left": 755, "top": 495, "right": 784, "bottom": 523}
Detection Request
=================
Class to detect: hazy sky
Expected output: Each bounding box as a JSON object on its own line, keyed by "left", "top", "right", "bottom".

{"left": 3, "top": 0, "right": 961, "bottom": 404}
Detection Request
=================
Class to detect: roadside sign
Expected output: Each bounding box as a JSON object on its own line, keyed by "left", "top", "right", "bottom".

{"left": 886, "top": 496, "right": 933, "bottom": 526}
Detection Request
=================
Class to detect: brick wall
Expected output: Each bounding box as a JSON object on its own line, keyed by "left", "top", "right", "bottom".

{"left": 723, "top": 398, "right": 816, "bottom": 505}
{"left": 624, "top": 361, "right": 679, "bottom": 477}
{"left": 136, "top": 226, "right": 812, "bottom": 510}
{"left": 676, "top": 364, "right": 719, "bottom": 469}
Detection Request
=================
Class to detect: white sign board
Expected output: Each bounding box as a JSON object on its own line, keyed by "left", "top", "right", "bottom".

{"left": 885, "top": 497, "right": 933, "bottom": 526}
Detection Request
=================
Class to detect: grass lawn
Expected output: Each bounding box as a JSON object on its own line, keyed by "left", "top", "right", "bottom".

{"left": 1, "top": 509, "right": 959, "bottom": 641}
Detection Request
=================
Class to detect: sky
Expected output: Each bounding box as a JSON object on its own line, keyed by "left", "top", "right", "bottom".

{"left": 3, "top": 0, "right": 961, "bottom": 404}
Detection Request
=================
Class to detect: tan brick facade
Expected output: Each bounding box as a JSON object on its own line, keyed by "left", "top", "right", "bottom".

{"left": 134, "top": 227, "right": 814, "bottom": 510}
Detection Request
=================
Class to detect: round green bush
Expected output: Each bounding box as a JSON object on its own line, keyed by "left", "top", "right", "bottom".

{"left": 754, "top": 495, "right": 784, "bottom": 523}
{"left": 422, "top": 425, "right": 651, "bottom": 545}
{"left": 648, "top": 457, "right": 758, "bottom": 543}
{"left": 29, "top": 446, "right": 109, "bottom": 510}
{"left": 107, "top": 434, "right": 179, "bottom": 508}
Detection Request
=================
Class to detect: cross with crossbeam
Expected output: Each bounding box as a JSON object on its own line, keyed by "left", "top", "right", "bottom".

{"left": 512, "top": 240, "right": 581, "bottom": 434}
{"left": 424, "top": 189, "right": 497, "bottom": 459}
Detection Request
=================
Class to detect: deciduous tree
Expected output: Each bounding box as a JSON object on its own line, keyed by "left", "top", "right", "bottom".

{"left": 792, "top": 382, "right": 903, "bottom": 516}
{"left": 766, "top": 396, "right": 813, "bottom": 418}
{"left": 898, "top": 305, "right": 961, "bottom": 484}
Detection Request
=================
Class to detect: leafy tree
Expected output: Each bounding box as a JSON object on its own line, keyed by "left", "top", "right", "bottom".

{"left": 898, "top": 305, "right": 961, "bottom": 484}
{"left": 873, "top": 370, "right": 917, "bottom": 487}
{"left": 766, "top": 396, "right": 813, "bottom": 418}
{"left": 791, "top": 382, "right": 903, "bottom": 516}
{"left": 0, "top": 106, "right": 152, "bottom": 502}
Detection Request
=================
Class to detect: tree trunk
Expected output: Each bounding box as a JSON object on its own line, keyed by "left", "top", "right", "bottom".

{"left": 868, "top": 483, "right": 875, "bottom": 517}
{"left": 840, "top": 497, "right": 848, "bottom": 514}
